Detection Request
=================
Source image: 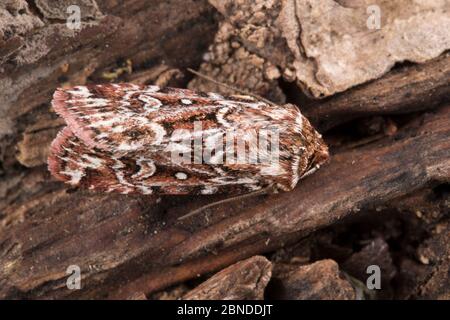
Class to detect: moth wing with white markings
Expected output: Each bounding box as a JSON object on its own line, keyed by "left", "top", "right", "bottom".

{"left": 49, "top": 84, "right": 329, "bottom": 194}
{"left": 49, "top": 127, "right": 272, "bottom": 195}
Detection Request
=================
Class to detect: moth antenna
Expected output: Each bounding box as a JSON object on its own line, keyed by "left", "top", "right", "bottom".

{"left": 177, "top": 185, "right": 274, "bottom": 221}
{"left": 187, "top": 68, "right": 276, "bottom": 106}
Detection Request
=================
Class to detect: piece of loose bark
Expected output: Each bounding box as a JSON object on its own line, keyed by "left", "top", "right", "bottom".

{"left": 341, "top": 238, "right": 396, "bottom": 298}
{"left": 267, "top": 259, "right": 355, "bottom": 300}
{"left": 183, "top": 256, "right": 272, "bottom": 300}
{"left": 303, "top": 52, "right": 450, "bottom": 131}
{"left": 34, "top": 0, "right": 103, "bottom": 20}
{"left": 126, "top": 292, "right": 147, "bottom": 300}
{"left": 208, "top": 0, "right": 450, "bottom": 98}
{"left": 16, "top": 112, "right": 64, "bottom": 168}
{"left": 0, "top": 1, "right": 44, "bottom": 43}
{"left": 1, "top": 104, "right": 448, "bottom": 299}
{"left": 150, "top": 284, "right": 190, "bottom": 300}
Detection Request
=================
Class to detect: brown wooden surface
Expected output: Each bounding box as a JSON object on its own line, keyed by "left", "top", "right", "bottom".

{"left": 183, "top": 256, "right": 272, "bottom": 300}
{"left": 303, "top": 52, "right": 450, "bottom": 131}
{"left": 267, "top": 259, "right": 356, "bottom": 300}
{"left": 1, "top": 104, "right": 448, "bottom": 299}
{"left": 0, "top": 0, "right": 449, "bottom": 300}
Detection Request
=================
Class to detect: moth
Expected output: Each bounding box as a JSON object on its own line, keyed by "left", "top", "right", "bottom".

{"left": 48, "top": 83, "right": 329, "bottom": 195}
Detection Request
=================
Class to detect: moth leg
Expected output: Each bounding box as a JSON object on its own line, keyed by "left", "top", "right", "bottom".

{"left": 301, "top": 164, "right": 321, "bottom": 179}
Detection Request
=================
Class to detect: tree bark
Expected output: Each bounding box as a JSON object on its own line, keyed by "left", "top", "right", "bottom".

{"left": 1, "top": 103, "right": 448, "bottom": 299}
{"left": 0, "top": 0, "right": 448, "bottom": 300}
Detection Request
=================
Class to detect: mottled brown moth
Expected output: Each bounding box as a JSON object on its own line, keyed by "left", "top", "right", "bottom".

{"left": 48, "top": 83, "right": 329, "bottom": 195}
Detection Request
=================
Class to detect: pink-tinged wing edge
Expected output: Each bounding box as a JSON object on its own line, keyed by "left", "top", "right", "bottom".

{"left": 52, "top": 89, "right": 103, "bottom": 150}
{"left": 48, "top": 126, "right": 73, "bottom": 182}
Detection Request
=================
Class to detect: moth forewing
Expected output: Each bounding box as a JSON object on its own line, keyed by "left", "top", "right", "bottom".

{"left": 48, "top": 84, "right": 329, "bottom": 195}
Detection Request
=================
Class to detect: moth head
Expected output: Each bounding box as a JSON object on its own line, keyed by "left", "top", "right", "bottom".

{"left": 311, "top": 137, "right": 329, "bottom": 170}
{"left": 301, "top": 125, "right": 330, "bottom": 178}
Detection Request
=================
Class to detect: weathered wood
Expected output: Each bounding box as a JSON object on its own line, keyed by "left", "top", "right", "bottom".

{"left": 0, "top": 0, "right": 217, "bottom": 170}
{"left": 199, "top": 0, "right": 450, "bottom": 98}
{"left": 1, "top": 103, "right": 448, "bottom": 299}
{"left": 1, "top": 0, "right": 449, "bottom": 301}
{"left": 303, "top": 52, "right": 450, "bottom": 131}
{"left": 267, "top": 260, "right": 355, "bottom": 300}
{"left": 183, "top": 256, "right": 272, "bottom": 300}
